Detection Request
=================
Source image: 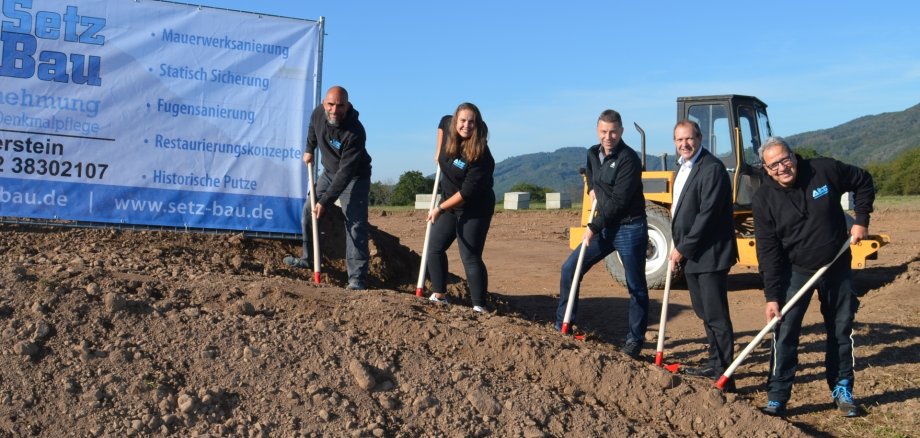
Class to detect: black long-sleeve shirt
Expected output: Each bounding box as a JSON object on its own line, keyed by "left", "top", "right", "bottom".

{"left": 585, "top": 140, "right": 646, "bottom": 233}
{"left": 305, "top": 105, "right": 372, "bottom": 207}
{"left": 437, "top": 144, "right": 496, "bottom": 217}
{"left": 753, "top": 155, "right": 874, "bottom": 301}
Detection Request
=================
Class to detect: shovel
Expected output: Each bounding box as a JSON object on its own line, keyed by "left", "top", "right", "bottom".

{"left": 416, "top": 166, "right": 442, "bottom": 297}
{"left": 560, "top": 199, "right": 597, "bottom": 335}
{"left": 307, "top": 162, "right": 321, "bottom": 284}
{"left": 654, "top": 252, "right": 680, "bottom": 373}
{"left": 715, "top": 238, "right": 852, "bottom": 390}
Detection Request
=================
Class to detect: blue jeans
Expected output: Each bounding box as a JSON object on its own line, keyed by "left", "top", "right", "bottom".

{"left": 301, "top": 171, "right": 370, "bottom": 285}
{"left": 556, "top": 218, "right": 649, "bottom": 343}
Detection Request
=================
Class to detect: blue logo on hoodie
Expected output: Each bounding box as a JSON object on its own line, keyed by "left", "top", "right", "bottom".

{"left": 452, "top": 158, "right": 467, "bottom": 170}
{"left": 812, "top": 184, "right": 829, "bottom": 199}
{"left": 330, "top": 139, "right": 343, "bottom": 151}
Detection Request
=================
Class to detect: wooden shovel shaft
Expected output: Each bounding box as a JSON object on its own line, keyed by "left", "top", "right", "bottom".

{"left": 561, "top": 199, "right": 597, "bottom": 334}
{"left": 308, "top": 162, "right": 321, "bottom": 284}
{"left": 416, "top": 166, "right": 442, "bottom": 296}
{"left": 716, "top": 238, "right": 852, "bottom": 388}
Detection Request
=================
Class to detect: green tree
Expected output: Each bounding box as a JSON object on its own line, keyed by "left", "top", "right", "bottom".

{"left": 870, "top": 146, "right": 920, "bottom": 195}
{"left": 390, "top": 171, "right": 434, "bottom": 205}
{"left": 866, "top": 162, "right": 889, "bottom": 195}
{"left": 369, "top": 181, "right": 392, "bottom": 206}
{"left": 795, "top": 147, "right": 820, "bottom": 159}
{"left": 508, "top": 182, "right": 553, "bottom": 202}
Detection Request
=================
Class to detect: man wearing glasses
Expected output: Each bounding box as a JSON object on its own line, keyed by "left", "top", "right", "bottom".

{"left": 752, "top": 137, "right": 875, "bottom": 418}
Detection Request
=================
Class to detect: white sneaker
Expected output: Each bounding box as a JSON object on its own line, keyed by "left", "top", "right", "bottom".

{"left": 472, "top": 305, "right": 485, "bottom": 313}
{"left": 428, "top": 294, "right": 448, "bottom": 305}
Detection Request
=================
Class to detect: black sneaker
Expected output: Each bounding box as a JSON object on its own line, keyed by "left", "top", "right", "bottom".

{"left": 683, "top": 366, "right": 716, "bottom": 378}
{"left": 761, "top": 400, "right": 786, "bottom": 416}
{"left": 283, "top": 256, "right": 311, "bottom": 269}
{"left": 621, "top": 340, "right": 642, "bottom": 359}
{"left": 831, "top": 380, "right": 860, "bottom": 417}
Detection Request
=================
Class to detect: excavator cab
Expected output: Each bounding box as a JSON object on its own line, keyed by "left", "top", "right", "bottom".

{"left": 677, "top": 94, "right": 771, "bottom": 211}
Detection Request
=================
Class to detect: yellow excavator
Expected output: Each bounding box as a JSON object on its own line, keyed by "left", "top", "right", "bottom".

{"left": 570, "top": 94, "right": 889, "bottom": 288}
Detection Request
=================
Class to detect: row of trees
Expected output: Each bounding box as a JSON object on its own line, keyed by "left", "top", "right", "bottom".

{"left": 803, "top": 145, "right": 920, "bottom": 195}
{"left": 867, "top": 147, "right": 920, "bottom": 196}
{"left": 367, "top": 145, "right": 920, "bottom": 206}
{"left": 369, "top": 171, "right": 558, "bottom": 206}
{"left": 370, "top": 171, "right": 434, "bottom": 206}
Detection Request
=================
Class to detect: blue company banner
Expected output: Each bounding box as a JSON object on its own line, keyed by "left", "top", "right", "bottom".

{"left": 0, "top": 0, "right": 321, "bottom": 233}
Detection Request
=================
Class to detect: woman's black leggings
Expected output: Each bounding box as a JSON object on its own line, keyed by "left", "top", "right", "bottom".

{"left": 426, "top": 209, "right": 492, "bottom": 307}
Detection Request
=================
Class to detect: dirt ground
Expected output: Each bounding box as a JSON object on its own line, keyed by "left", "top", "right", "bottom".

{"left": 0, "top": 202, "right": 915, "bottom": 437}
{"left": 370, "top": 204, "right": 920, "bottom": 438}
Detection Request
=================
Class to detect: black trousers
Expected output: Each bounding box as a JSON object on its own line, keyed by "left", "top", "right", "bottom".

{"left": 426, "top": 209, "right": 492, "bottom": 307}
{"left": 767, "top": 257, "right": 858, "bottom": 403}
{"left": 685, "top": 269, "right": 735, "bottom": 376}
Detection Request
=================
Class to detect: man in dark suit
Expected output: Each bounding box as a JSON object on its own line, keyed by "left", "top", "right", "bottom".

{"left": 668, "top": 120, "right": 738, "bottom": 389}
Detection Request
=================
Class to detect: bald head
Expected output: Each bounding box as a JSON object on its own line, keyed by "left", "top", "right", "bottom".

{"left": 326, "top": 86, "right": 349, "bottom": 102}
{"left": 323, "top": 86, "right": 350, "bottom": 126}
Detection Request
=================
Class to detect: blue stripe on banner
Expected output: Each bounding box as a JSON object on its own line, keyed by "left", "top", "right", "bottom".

{"left": 0, "top": 177, "right": 302, "bottom": 234}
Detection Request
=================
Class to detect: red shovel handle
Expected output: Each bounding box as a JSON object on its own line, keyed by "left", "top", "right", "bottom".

{"left": 715, "top": 375, "right": 730, "bottom": 389}
{"left": 313, "top": 272, "right": 321, "bottom": 284}
{"left": 655, "top": 351, "right": 664, "bottom": 366}
{"left": 415, "top": 287, "right": 423, "bottom": 297}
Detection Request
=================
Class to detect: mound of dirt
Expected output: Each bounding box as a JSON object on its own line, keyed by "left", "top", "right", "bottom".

{"left": 298, "top": 206, "right": 470, "bottom": 299}
{"left": 0, "top": 220, "right": 807, "bottom": 437}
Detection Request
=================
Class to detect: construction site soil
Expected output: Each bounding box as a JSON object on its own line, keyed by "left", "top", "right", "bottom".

{"left": 0, "top": 204, "right": 916, "bottom": 437}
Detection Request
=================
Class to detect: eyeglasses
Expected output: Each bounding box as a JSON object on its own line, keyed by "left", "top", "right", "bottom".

{"left": 765, "top": 154, "right": 794, "bottom": 172}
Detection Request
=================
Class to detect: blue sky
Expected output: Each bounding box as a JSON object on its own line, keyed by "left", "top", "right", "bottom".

{"left": 192, "top": 0, "right": 920, "bottom": 182}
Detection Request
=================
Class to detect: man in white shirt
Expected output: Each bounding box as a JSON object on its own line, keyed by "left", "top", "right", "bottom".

{"left": 668, "top": 120, "right": 739, "bottom": 390}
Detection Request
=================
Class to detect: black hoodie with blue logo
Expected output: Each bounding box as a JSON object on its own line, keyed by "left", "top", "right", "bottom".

{"left": 752, "top": 155, "right": 874, "bottom": 301}
{"left": 437, "top": 141, "right": 496, "bottom": 217}
{"left": 305, "top": 105, "right": 372, "bottom": 207}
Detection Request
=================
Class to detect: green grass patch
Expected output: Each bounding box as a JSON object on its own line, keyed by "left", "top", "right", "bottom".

{"left": 874, "top": 195, "right": 920, "bottom": 211}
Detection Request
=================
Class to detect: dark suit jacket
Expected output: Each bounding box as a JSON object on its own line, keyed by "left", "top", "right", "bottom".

{"left": 671, "top": 148, "right": 738, "bottom": 274}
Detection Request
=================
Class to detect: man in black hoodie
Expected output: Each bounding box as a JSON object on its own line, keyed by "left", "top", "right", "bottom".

{"left": 753, "top": 136, "right": 874, "bottom": 418}
{"left": 556, "top": 109, "right": 649, "bottom": 358}
{"left": 284, "top": 86, "right": 372, "bottom": 290}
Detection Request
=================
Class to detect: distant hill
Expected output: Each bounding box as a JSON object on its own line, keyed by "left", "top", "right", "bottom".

{"left": 786, "top": 102, "right": 920, "bottom": 166}
{"left": 493, "top": 147, "right": 668, "bottom": 199}
{"left": 492, "top": 103, "right": 920, "bottom": 196}
{"left": 493, "top": 147, "right": 582, "bottom": 199}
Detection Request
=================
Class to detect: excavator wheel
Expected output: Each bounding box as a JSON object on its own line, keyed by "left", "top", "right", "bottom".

{"left": 606, "top": 203, "right": 680, "bottom": 289}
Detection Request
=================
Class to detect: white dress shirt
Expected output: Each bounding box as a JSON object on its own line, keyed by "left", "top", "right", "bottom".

{"left": 671, "top": 147, "right": 703, "bottom": 216}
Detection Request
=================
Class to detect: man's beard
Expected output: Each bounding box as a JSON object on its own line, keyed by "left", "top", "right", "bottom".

{"left": 326, "top": 114, "right": 340, "bottom": 127}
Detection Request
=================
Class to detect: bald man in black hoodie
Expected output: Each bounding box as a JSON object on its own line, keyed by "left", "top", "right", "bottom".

{"left": 284, "top": 86, "right": 372, "bottom": 290}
